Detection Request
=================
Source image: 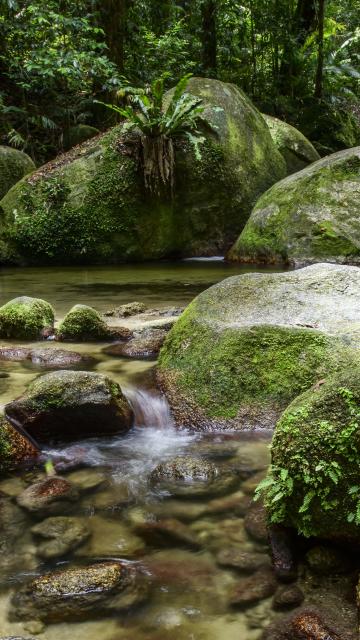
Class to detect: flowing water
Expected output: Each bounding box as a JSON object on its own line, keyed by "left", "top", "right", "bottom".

{"left": 0, "top": 261, "right": 356, "bottom": 639}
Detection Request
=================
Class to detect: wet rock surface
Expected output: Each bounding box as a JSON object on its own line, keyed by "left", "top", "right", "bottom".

{"left": 135, "top": 518, "right": 201, "bottom": 549}
{"left": 0, "top": 346, "right": 95, "bottom": 369}
{"left": 5, "top": 370, "right": 133, "bottom": 444}
{"left": 16, "top": 476, "right": 79, "bottom": 514}
{"left": 103, "top": 328, "right": 168, "bottom": 360}
{"left": 10, "top": 561, "right": 148, "bottom": 623}
{"left": 229, "top": 567, "right": 277, "bottom": 608}
{"left": 31, "top": 516, "right": 90, "bottom": 558}
{"left": 150, "top": 456, "right": 239, "bottom": 498}
{"left": 216, "top": 548, "right": 270, "bottom": 573}
{"left": 272, "top": 584, "right": 304, "bottom": 610}
{"left": 268, "top": 525, "right": 297, "bottom": 583}
{"left": 244, "top": 501, "right": 268, "bottom": 543}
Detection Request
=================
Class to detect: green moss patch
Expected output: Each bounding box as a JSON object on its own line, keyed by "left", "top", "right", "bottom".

{"left": 57, "top": 305, "right": 111, "bottom": 342}
{"left": 0, "top": 296, "right": 54, "bottom": 340}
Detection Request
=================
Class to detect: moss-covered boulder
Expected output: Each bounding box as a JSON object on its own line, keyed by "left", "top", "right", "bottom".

{"left": 0, "top": 145, "right": 35, "bottom": 200}
{"left": 0, "top": 296, "right": 54, "bottom": 340}
{"left": 263, "top": 114, "right": 320, "bottom": 175}
{"left": 5, "top": 370, "right": 133, "bottom": 444}
{"left": 261, "top": 367, "right": 360, "bottom": 541}
{"left": 0, "top": 78, "right": 286, "bottom": 265}
{"left": 228, "top": 146, "right": 360, "bottom": 266}
{"left": 0, "top": 416, "right": 39, "bottom": 471}
{"left": 64, "top": 124, "right": 99, "bottom": 150}
{"left": 57, "top": 304, "right": 111, "bottom": 341}
{"left": 157, "top": 263, "right": 360, "bottom": 430}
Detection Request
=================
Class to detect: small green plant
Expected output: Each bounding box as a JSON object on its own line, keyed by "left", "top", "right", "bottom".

{"left": 96, "top": 74, "right": 208, "bottom": 196}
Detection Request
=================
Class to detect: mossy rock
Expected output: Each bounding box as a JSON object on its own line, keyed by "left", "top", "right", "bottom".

{"left": 0, "top": 145, "right": 35, "bottom": 200}
{"left": 262, "top": 367, "right": 360, "bottom": 540}
{"left": 0, "top": 77, "right": 285, "bottom": 265}
{"left": 228, "top": 146, "right": 360, "bottom": 266}
{"left": 157, "top": 264, "right": 360, "bottom": 430}
{"left": 263, "top": 114, "right": 320, "bottom": 175}
{"left": 0, "top": 296, "right": 54, "bottom": 340}
{"left": 64, "top": 124, "right": 99, "bottom": 150}
{"left": 57, "top": 304, "right": 111, "bottom": 341}
{"left": 5, "top": 370, "right": 134, "bottom": 444}
{"left": 0, "top": 416, "right": 39, "bottom": 472}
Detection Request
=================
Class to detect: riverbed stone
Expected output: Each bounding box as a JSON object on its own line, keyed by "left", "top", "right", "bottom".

{"left": 261, "top": 366, "right": 360, "bottom": 540}
{"left": 105, "top": 302, "right": 147, "bottom": 318}
{"left": 103, "top": 328, "right": 168, "bottom": 360}
{"left": 272, "top": 584, "right": 304, "bottom": 611}
{"left": 135, "top": 518, "right": 201, "bottom": 549}
{"left": 5, "top": 370, "right": 133, "bottom": 444}
{"left": 0, "top": 145, "right": 35, "bottom": 200}
{"left": 31, "top": 516, "right": 90, "bottom": 558}
{"left": 0, "top": 417, "right": 39, "bottom": 470}
{"left": 0, "top": 297, "right": 54, "bottom": 340}
{"left": 229, "top": 567, "right": 277, "bottom": 608}
{"left": 229, "top": 146, "right": 360, "bottom": 266}
{"left": 17, "top": 476, "right": 79, "bottom": 514}
{"left": 268, "top": 525, "right": 297, "bottom": 583}
{"left": 305, "top": 545, "right": 350, "bottom": 575}
{"left": 57, "top": 304, "right": 112, "bottom": 341}
{"left": 0, "top": 345, "right": 95, "bottom": 369}
{"left": 244, "top": 501, "right": 268, "bottom": 544}
{"left": 216, "top": 548, "right": 270, "bottom": 573}
{"left": 0, "top": 78, "right": 285, "bottom": 265}
{"left": 158, "top": 263, "right": 360, "bottom": 430}
{"left": 10, "top": 560, "right": 148, "bottom": 623}
{"left": 150, "top": 456, "right": 238, "bottom": 498}
{"left": 263, "top": 114, "right": 320, "bottom": 175}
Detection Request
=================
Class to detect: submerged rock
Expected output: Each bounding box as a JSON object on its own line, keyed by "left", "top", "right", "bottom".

{"left": 0, "top": 297, "right": 54, "bottom": 340}
{"left": 10, "top": 560, "right": 148, "bottom": 623}
{"left": 150, "top": 456, "right": 238, "bottom": 498}
{"left": 261, "top": 366, "right": 360, "bottom": 540}
{"left": 158, "top": 263, "right": 360, "bottom": 430}
{"left": 135, "top": 518, "right": 201, "bottom": 549}
{"left": 105, "top": 301, "right": 147, "bottom": 318}
{"left": 229, "top": 567, "right": 277, "bottom": 609}
{"left": 31, "top": 516, "right": 90, "bottom": 558}
{"left": 17, "top": 476, "right": 79, "bottom": 514}
{"left": 5, "top": 370, "right": 133, "bottom": 444}
{"left": 104, "top": 328, "right": 168, "bottom": 360}
{"left": 268, "top": 525, "right": 297, "bottom": 583}
{"left": 0, "top": 77, "right": 285, "bottom": 265}
{"left": 272, "top": 584, "right": 304, "bottom": 611}
{"left": 229, "top": 146, "right": 360, "bottom": 266}
{"left": 57, "top": 304, "right": 112, "bottom": 341}
{"left": 263, "top": 114, "right": 320, "bottom": 175}
{"left": 0, "top": 145, "right": 35, "bottom": 200}
{"left": 0, "top": 345, "right": 95, "bottom": 369}
{"left": 216, "top": 548, "right": 270, "bottom": 573}
{"left": 244, "top": 501, "right": 268, "bottom": 544}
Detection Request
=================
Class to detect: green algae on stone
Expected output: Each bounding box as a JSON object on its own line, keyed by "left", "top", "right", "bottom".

{"left": 228, "top": 146, "right": 360, "bottom": 266}
{"left": 5, "top": 370, "right": 134, "bottom": 444}
{"left": 0, "top": 145, "right": 35, "bottom": 200}
{"left": 0, "top": 78, "right": 286, "bottom": 265}
{"left": 57, "top": 304, "right": 111, "bottom": 341}
{"left": 0, "top": 296, "right": 54, "bottom": 340}
{"left": 260, "top": 367, "right": 360, "bottom": 540}
{"left": 157, "top": 264, "right": 360, "bottom": 430}
{"left": 263, "top": 114, "right": 320, "bottom": 175}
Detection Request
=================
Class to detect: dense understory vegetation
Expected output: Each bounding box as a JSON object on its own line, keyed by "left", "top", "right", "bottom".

{"left": 0, "top": 0, "right": 359, "bottom": 164}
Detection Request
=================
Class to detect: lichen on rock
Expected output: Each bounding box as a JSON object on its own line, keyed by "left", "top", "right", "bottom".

{"left": 263, "top": 114, "right": 320, "bottom": 175}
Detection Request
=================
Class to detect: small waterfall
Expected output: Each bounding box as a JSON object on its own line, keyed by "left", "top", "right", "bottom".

{"left": 126, "top": 387, "right": 174, "bottom": 430}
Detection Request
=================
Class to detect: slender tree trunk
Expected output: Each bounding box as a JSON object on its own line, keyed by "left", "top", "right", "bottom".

{"left": 98, "top": 0, "right": 128, "bottom": 71}
{"left": 201, "top": 0, "right": 217, "bottom": 77}
{"left": 314, "top": 0, "right": 326, "bottom": 99}
{"left": 279, "top": 0, "right": 317, "bottom": 96}
{"left": 249, "top": 0, "right": 257, "bottom": 96}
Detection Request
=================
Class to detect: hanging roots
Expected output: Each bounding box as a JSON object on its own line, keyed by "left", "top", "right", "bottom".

{"left": 141, "top": 134, "right": 175, "bottom": 197}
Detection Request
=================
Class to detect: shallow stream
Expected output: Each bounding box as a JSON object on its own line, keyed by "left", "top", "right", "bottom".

{"left": 0, "top": 261, "right": 356, "bottom": 640}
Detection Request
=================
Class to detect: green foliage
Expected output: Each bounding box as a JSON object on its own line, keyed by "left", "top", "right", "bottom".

{"left": 97, "top": 74, "right": 208, "bottom": 194}
{"left": 256, "top": 383, "right": 360, "bottom": 537}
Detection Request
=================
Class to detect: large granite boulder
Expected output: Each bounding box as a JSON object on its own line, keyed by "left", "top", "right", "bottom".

{"left": 263, "top": 114, "right": 320, "bottom": 175}
{"left": 261, "top": 366, "right": 360, "bottom": 541}
{"left": 229, "top": 146, "right": 360, "bottom": 266}
{"left": 0, "top": 145, "right": 35, "bottom": 200}
{"left": 157, "top": 264, "right": 360, "bottom": 430}
{"left": 0, "top": 297, "right": 54, "bottom": 340}
{"left": 5, "top": 370, "right": 133, "bottom": 444}
{"left": 0, "top": 78, "right": 285, "bottom": 265}
{"left": 10, "top": 561, "right": 148, "bottom": 623}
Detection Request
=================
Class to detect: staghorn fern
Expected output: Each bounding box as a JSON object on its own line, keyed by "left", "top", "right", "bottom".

{"left": 96, "top": 74, "right": 208, "bottom": 196}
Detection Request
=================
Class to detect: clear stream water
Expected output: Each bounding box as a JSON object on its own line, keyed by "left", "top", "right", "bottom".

{"left": 0, "top": 261, "right": 356, "bottom": 640}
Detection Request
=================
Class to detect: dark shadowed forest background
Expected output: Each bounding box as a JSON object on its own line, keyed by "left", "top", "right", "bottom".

{"left": 1, "top": 0, "right": 359, "bottom": 164}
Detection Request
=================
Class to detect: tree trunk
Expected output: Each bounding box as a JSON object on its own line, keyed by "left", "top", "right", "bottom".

{"left": 201, "top": 0, "right": 217, "bottom": 77}
{"left": 279, "top": 0, "right": 318, "bottom": 96}
{"left": 98, "top": 0, "right": 128, "bottom": 71}
{"left": 314, "top": 0, "right": 326, "bottom": 99}
{"left": 150, "top": 1, "right": 172, "bottom": 35}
